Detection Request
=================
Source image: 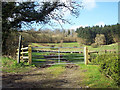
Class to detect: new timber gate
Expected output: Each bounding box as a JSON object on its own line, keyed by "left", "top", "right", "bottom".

{"left": 17, "top": 45, "right": 88, "bottom": 65}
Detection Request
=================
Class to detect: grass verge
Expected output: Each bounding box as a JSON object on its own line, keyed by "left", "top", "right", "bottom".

{"left": 77, "top": 64, "right": 119, "bottom": 88}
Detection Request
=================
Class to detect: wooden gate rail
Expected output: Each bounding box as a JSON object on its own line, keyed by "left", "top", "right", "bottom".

{"left": 32, "top": 50, "right": 83, "bottom": 53}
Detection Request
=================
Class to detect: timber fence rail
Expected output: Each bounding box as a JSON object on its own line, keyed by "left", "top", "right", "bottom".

{"left": 88, "top": 50, "right": 117, "bottom": 54}
{"left": 88, "top": 49, "right": 117, "bottom": 57}
{"left": 87, "top": 49, "right": 118, "bottom": 63}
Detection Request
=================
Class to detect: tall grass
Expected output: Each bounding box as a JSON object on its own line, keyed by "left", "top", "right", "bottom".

{"left": 2, "top": 57, "right": 35, "bottom": 73}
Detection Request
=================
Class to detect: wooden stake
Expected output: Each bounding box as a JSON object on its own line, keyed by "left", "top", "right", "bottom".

{"left": 17, "top": 35, "right": 22, "bottom": 63}
{"left": 28, "top": 45, "right": 32, "bottom": 64}
{"left": 21, "top": 45, "right": 23, "bottom": 61}
{"left": 84, "top": 47, "right": 88, "bottom": 65}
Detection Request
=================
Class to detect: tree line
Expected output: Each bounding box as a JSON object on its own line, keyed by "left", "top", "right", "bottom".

{"left": 76, "top": 23, "right": 120, "bottom": 46}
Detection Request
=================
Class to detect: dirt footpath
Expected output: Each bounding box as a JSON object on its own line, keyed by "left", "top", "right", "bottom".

{"left": 2, "top": 64, "right": 88, "bottom": 88}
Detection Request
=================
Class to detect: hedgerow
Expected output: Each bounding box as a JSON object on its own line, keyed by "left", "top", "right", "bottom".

{"left": 92, "top": 53, "right": 120, "bottom": 86}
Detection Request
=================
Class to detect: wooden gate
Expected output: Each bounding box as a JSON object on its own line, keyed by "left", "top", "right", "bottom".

{"left": 17, "top": 45, "right": 88, "bottom": 65}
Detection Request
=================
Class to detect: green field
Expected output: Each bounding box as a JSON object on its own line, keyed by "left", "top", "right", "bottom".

{"left": 31, "top": 42, "right": 118, "bottom": 56}
{"left": 31, "top": 42, "right": 118, "bottom": 51}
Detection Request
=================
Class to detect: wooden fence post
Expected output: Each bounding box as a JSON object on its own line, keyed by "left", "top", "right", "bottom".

{"left": 60, "top": 40, "right": 63, "bottom": 47}
{"left": 28, "top": 45, "right": 32, "bottom": 64}
{"left": 17, "top": 35, "right": 22, "bottom": 63}
{"left": 21, "top": 45, "right": 23, "bottom": 61}
{"left": 84, "top": 47, "right": 88, "bottom": 65}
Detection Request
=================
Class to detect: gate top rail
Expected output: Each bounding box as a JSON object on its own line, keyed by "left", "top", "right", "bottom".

{"left": 17, "top": 47, "right": 28, "bottom": 51}
{"left": 32, "top": 47, "right": 84, "bottom": 49}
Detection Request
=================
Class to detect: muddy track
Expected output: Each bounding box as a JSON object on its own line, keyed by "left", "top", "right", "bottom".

{"left": 2, "top": 64, "right": 88, "bottom": 88}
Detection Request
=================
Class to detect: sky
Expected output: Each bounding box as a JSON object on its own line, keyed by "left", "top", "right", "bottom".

{"left": 68, "top": 1, "right": 118, "bottom": 30}
{"left": 21, "top": 0, "right": 119, "bottom": 30}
